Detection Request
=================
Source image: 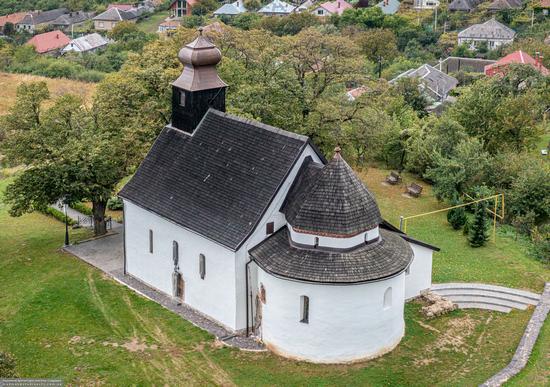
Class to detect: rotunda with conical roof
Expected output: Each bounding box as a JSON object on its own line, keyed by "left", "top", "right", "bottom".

{"left": 250, "top": 148, "right": 415, "bottom": 363}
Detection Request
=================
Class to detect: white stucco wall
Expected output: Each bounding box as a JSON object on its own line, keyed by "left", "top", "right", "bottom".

{"left": 124, "top": 200, "right": 238, "bottom": 330}
{"left": 257, "top": 269, "right": 406, "bottom": 363}
{"left": 289, "top": 225, "right": 379, "bottom": 249}
{"left": 235, "top": 145, "right": 324, "bottom": 330}
{"left": 404, "top": 242, "right": 433, "bottom": 300}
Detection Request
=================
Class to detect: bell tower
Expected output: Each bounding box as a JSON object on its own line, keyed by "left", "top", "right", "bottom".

{"left": 171, "top": 28, "right": 227, "bottom": 134}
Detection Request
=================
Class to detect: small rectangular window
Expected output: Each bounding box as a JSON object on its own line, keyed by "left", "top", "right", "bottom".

{"left": 173, "top": 241, "right": 179, "bottom": 266}
{"left": 149, "top": 230, "right": 153, "bottom": 253}
{"left": 199, "top": 254, "right": 206, "bottom": 279}
{"left": 180, "top": 91, "right": 186, "bottom": 106}
{"left": 300, "top": 295, "right": 309, "bottom": 323}
{"left": 314, "top": 237, "right": 319, "bottom": 248}
{"left": 266, "top": 222, "right": 274, "bottom": 235}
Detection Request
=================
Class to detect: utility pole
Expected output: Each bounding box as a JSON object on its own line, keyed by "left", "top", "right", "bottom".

{"left": 434, "top": 6, "right": 438, "bottom": 31}
{"left": 378, "top": 55, "right": 382, "bottom": 78}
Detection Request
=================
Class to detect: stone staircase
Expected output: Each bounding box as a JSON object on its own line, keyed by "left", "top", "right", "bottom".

{"left": 431, "top": 283, "right": 541, "bottom": 313}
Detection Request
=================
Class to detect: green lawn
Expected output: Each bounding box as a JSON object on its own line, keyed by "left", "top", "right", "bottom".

{"left": 136, "top": 11, "right": 170, "bottom": 34}
{"left": 0, "top": 171, "right": 549, "bottom": 385}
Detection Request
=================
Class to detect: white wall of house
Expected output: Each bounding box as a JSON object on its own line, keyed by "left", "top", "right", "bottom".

{"left": 257, "top": 269, "right": 406, "bottom": 363}
{"left": 311, "top": 7, "right": 330, "bottom": 16}
{"left": 289, "top": 225, "right": 380, "bottom": 249}
{"left": 457, "top": 37, "right": 513, "bottom": 50}
{"left": 235, "top": 144, "right": 324, "bottom": 330}
{"left": 124, "top": 200, "right": 238, "bottom": 330}
{"left": 404, "top": 242, "right": 433, "bottom": 300}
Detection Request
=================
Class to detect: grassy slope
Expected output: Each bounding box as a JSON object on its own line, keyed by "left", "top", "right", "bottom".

{"left": 0, "top": 72, "right": 96, "bottom": 115}
{"left": 1, "top": 170, "right": 548, "bottom": 385}
{"left": 136, "top": 10, "right": 170, "bottom": 34}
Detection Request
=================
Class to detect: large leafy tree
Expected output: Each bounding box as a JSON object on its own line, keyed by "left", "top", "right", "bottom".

{"left": 1, "top": 82, "right": 127, "bottom": 236}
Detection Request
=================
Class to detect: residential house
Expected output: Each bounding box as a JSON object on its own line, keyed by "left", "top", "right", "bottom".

{"left": 438, "top": 56, "right": 496, "bottom": 74}
{"left": 484, "top": 50, "right": 549, "bottom": 76}
{"left": 108, "top": 3, "right": 136, "bottom": 11}
{"left": 0, "top": 12, "right": 26, "bottom": 32}
{"left": 311, "top": 0, "right": 353, "bottom": 16}
{"left": 27, "top": 30, "right": 70, "bottom": 55}
{"left": 487, "top": 0, "right": 522, "bottom": 11}
{"left": 213, "top": 1, "right": 247, "bottom": 17}
{"left": 93, "top": 7, "right": 139, "bottom": 31}
{"left": 51, "top": 11, "right": 95, "bottom": 32}
{"left": 457, "top": 18, "right": 516, "bottom": 50}
{"left": 390, "top": 64, "right": 458, "bottom": 111}
{"left": 16, "top": 8, "right": 69, "bottom": 33}
{"left": 534, "top": 0, "right": 550, "bottom": 15}
{"left": 259, "top": 0, "right": 296, "bottom": 16}
{"left": 413, "top": 0, "right": 440, "bottom": 9}
{"left": 158, "top": 20, "right": 180, "bottom": 32}
{"left": 376, "top": 0, "right": 401, "bottom": 15}
{"left": 448, "top": 0, "right": 482, "bottom": 12}
{"left": 62, "top": 33, "right": 110, "bottom": 53}
{"left": 169, "top": 0, "right": 197, "bottom": 18}
{"left": 296, "top": 0, "right": 316, "bottom": 12}
{"left": 120, "top": 31, "right": 439, "bottom": 363}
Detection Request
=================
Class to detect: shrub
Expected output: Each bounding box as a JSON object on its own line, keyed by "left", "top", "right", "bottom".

{"left": 107, "top": 196, "right": 123, "bottom": 210}
{"left": 71, "top": 202, "right": 93, "bottom": 216}
{"left": 40, "top": 206, "right": 76, "bottom": 226}
{"left": 530, "top": 224, "right": 550, "bottom": 264}
{"left": 468, "top": 202, "right": 489, "bottom": 247}
{"left": 0, "top": 352, "right": 17, "bottom": 378}
{"left": 447, "top": 205, "right": 467, "bottom": 230}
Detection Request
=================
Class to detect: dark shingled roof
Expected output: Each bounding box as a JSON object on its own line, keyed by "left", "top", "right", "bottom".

{"left": 283, "top": 151, "right": 382, "bottom": 236}
{"left": 119, "top": 109, "right": 321, "bottom": 250}
{"left": 250, "top": 227, "right": 413, "bottom": 284}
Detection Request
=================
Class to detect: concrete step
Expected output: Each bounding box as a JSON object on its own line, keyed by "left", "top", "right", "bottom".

{"left": 443, "top": 295, "right": 529, "bottom": 310}
{"left": 455, "top": 302, "right": 512, "bottom": 314}
{"left": 432, "top": 283, "right": 540, "bottom": 303}
{"left": 432, "top": 289, "right": 537, "bottom": 307}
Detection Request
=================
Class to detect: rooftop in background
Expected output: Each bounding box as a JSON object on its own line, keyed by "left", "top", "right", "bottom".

{"left": 27, "top": 30, "right": 70, "bottom": 53}
{"left": 51, "top": 11, "right": 94, "bottom": 27}
{"left": 108, "top": 3, "right": 136, "bottom": 11}
{"left": 19, "top": 8, "right": 69, "bottom": 26}
{"left": 438, "top": 56, "right": 496, "bottom": 74}
{"left": 317, "top": 0, "right": 353, "bottom": 15}
{"left": 485, "top": 50, "right": 550, "bottom": 76}
{"left": 213, "top": 0, "right": 247, "bottom": 15}
{"left": 458, "top": 18, "right": 516, "bottom": 40}
{"left": 487, "top": 0, "right": 522, "bottom": 10}
{"left": 448, "top": 0, "right": 482, "bottom": 12}
{"left": 62, "top": 33, "right": 110, "bottom": 53}
{"left": 390, "top": 64, "right": 459, "bottom": 101}
{"left": 376, "top": 0, "right": 401, "bottom": 14}
{"left": 0, "top": 12, "right": 26, "bottom": 28}
{"left": 259, "top": 0, "right": 296, "bottom": 14}
{"left": 93, "top": 7, "right": 139, "bottom": 21}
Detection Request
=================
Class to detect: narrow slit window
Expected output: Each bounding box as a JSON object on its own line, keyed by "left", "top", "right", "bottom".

{"left": 384, "top": 287, "right": 392, "bottom": 309}
{"left": 266, "top": 222, "right": 274, "bottom": 235}
{"left": 149, "top": 230, "right": 153, "bottom": 253}
{"left": 180, "top": 90, "right": 186, "bottom": 107}
{"left": 314, "top": 237, "right": 319, "bottom": 248}
{"left": 300, "top": 295, "right": 309, "bottom": 323}
{"left": 199, "top": 254, "right": 206, "bottom": 279}
{"left": 173, "top": 241, "right": 179, "bottom": 266}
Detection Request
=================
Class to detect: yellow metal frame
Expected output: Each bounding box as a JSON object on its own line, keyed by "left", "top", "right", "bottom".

{"left": 400, "top": 193, "right": 505, "bottom": 242}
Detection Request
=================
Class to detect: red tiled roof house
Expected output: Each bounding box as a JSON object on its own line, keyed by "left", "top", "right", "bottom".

{"left": 311, "top": 0, "right": 353, "bottom": 16}
{"left": 27, "top": 30, "right": 70, "bottom": 55}
{"left": 484, "top": 50, "right": 549, "bottom": 76}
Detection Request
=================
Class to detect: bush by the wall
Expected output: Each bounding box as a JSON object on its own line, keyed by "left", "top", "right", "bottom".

{"left": 71, "top": 202, "right": 93, "bottom": 216}
{"left": 40, "top": 206, "right": 76, "bottom": 225}
{"left": 447, "top": 205, "right": 467, "bottom": 230}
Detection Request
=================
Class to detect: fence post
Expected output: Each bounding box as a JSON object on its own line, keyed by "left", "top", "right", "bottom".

{"left": 399, "top": 216, "right": 404, "bottom": 232}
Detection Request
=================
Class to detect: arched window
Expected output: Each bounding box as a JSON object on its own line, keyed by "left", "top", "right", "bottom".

{"left": 384, "top": 287, "right": 392, "bottom": 309}
{"left": 149, "top": 230, "right": 154, "bottom": 253}
{"left": 199, "top": 254, "right": 206, "bottom": 279}
{"left": 172, "top": 241, "right": 179, "bottom": 267}
{"left": 314, "top": 237, "right": 319, "bottom": 248}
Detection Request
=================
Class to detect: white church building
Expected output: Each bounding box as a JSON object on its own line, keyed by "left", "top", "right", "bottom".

{"left": 119, "top": 29, "right": 439, "bottom": 363}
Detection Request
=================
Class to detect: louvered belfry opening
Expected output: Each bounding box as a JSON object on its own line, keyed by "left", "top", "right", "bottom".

{"left": 171, "top": 27, "right": 228, "bottom": 134}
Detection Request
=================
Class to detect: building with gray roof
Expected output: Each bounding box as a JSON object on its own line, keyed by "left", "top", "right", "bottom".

{"left": 376, "top": 0, "right": 401, "bottom": 14}
{"left": 16, "top": 8, "right": 69, "bottom": 33}
{"left": 213, "top": 0, "right": 247, "bottom": 16}
{"left": 259, "top": 0, "right": 296, "bottom": 15}
{"left": 62, "top": 33, "right": 110, "bottom": 53}
{"left": 458, "top": 18, "right": 516, "bottom": 50}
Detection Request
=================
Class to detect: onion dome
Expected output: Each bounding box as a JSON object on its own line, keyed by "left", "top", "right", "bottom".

{"left": 172, "top": 27, "right": 227, "bottom": 92}
{"left": 284, "top": 147, "right": 382, "bottom": 237}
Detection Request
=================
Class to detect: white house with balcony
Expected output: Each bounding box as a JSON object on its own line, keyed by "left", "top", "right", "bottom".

{"left": 119, "top": 29, "right": 439, "bottom": 363}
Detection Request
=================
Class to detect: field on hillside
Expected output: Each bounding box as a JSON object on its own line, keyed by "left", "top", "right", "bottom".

{"left": 0, "top": 72, "right": 96, "bottom": 115}
{"left": 0, "top": 167, "right": 548, "bottom": 385}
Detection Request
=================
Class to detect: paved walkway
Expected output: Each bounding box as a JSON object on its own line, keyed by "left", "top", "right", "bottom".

{"left": 481, "top": 282, "right": 550, "bottom": 387}
{"left": 64, "top": 233, "right": 264, "bottom": 351}
{"left": 51, "top": 201, "right": 122, "bottom": 230}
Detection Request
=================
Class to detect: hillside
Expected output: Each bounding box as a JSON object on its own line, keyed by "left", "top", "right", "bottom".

{"left": 0, "top": 72, "right": 96, "bottom": 115}
{"left": 0, "top": 0, "right": 110, "bottom": 15}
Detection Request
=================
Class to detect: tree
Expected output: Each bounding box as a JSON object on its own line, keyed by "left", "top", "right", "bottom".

{"left": 468, "top": 201, "right": 489, "bottom": 247}
{"left": 393, "top": 77, "right": 428, "bottom": 116}
{"left": 1, "top": 84, "right": 127, "bottom": 236}
{"left": 447, "top": 203, "right": 467, "bottom": 230}
{"left": 353, "top": 28, "right": 399, "bottom": 64}
{"left": 2, "top": 21, "right": 15, "bottom": 36}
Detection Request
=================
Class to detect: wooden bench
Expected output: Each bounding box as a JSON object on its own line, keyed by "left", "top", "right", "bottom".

{"left": 406, "top": 183, "right": 423, "bottom": 197}
{"left": 386, "top": 171, "right": 401, "bottom": 185}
